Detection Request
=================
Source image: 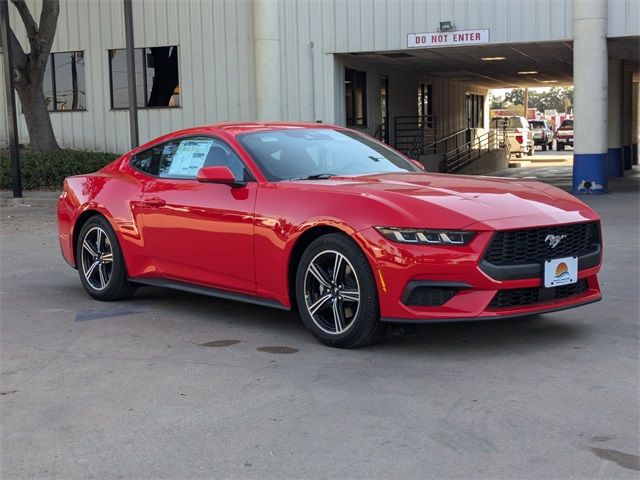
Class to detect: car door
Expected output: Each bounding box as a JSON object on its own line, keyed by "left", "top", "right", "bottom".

{"left": 137, "top": 136, "right": 257, "bottom": 293}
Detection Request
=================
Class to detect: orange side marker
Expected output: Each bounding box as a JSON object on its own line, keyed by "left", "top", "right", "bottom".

{"left": 377, "top": 268, "right": 387, "bottom": 292}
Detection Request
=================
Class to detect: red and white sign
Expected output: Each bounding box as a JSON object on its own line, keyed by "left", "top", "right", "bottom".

{"left": 407, "top": 29, "right": 490, "bottom": 48}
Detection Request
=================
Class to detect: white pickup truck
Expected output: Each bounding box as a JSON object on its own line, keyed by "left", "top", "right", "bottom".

{"left": 490, "top": 116, "right": 535, "bottom": 158}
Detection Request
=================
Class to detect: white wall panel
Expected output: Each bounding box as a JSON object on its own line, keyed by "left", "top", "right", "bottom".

{"left": 608, "top": 0, "right": 640, "bottom": 38}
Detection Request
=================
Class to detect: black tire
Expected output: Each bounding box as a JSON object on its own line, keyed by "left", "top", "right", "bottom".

{"left": 548, "top": 141, "right": 553, "bottom": 150}
{"left": 295, "top": 233, "right": 385, "bottom": 348}
{"left": 76, "top": 215, "right": 137, "bottom": 301}
{"left": 558, "top": 143, "right": 565, "bottom": 151}
{"left": 527, "top": 146, "right": 534, "bottom": 156}
{"left": 542, "top": 142, "right": 547, "bottom": 151}
{"left": 516, "top": 152, "right": 522, "bottom": 159}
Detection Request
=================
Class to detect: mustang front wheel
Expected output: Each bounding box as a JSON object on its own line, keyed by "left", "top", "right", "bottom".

{"left": 296, "top": 233, "right": 385, "bottom": 348}
{"left": 76, "top": 216, "right": 137, "bottom": 301}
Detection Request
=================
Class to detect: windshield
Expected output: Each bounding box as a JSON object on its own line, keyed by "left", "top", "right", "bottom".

{"left": 238, "top": 128, "right": 420, "bottom": 181}
{"left": 529, "top": 121, "right": 544, "bottom": 128}
{"left": 560, "top": 120, "right": 573, "bottom": 128}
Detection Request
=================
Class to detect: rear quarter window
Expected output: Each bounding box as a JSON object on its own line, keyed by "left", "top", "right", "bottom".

{"left": 130, "top": 145, "right": 163, "bottom": 176}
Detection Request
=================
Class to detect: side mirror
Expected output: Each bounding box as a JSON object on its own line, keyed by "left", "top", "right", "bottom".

{"left": 197, "top": 166, "right": 245, "bottom": 187}
{"left": 409, "top": 159, "right": 426, "bottom": 171}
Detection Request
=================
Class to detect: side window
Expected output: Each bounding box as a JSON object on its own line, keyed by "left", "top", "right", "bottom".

{"left": 158, "top": 137, "right": 247, "bottom": 180}
{"left": 130, "top": 145, "right": 163, "bottom": 176}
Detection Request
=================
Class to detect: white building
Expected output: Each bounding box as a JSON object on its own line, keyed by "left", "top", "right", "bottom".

{"left": 1, "top": 0, "right": 639, "bottom": 193}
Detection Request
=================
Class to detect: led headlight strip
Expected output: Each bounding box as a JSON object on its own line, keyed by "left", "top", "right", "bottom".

{"left": 375, "top": 227, "right": 475, "bottom": 246}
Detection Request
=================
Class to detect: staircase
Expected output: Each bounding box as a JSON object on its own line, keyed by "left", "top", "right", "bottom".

{"left": 421, "top": 127, "right": 509, "bottom": 174}
{"left": 393, "top": 116, "right": 437, "bottom": 158}
{"left": 385, "top": 116, "right": 509, "bottom": 174}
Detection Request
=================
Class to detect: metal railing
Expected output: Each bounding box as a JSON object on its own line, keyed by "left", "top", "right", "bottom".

{"left": 424, "top": 127, "right": 468, "bottom": 157}
{"left": 440, "top": 128, "right": 509, "bottom": 173}
{"left": 393, "top": 116, "right": 437, "bottom": 158}
{"left": 373, "top": 122, "right": 389, "bottom": 144}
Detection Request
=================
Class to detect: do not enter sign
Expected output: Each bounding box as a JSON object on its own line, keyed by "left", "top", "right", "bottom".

{"left": 407, "top": 29, "right": 490, "bottom": 48}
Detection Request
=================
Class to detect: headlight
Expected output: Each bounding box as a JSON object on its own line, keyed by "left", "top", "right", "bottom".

{"left": 375, "top": 227, "right": 475, "bottom": 246}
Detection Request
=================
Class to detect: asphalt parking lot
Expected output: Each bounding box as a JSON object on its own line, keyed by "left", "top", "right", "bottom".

{"left": 1, "top": 168, "right": 639, "bottom": 479}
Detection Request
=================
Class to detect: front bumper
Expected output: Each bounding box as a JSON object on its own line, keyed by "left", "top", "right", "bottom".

{"left": 354, "top": 226, "right": 602, "bottom": 322}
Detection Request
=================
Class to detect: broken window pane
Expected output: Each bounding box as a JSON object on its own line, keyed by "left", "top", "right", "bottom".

{"left": 109, "top": 46, "right": 180, "bottom": 109}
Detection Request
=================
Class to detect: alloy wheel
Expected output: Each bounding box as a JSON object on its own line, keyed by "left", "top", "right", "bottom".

{"left": 80, "top": 226, "right": 114, "bottom": 291}
{"left": 303, "top": 250, "right": 360, "bottom": 335}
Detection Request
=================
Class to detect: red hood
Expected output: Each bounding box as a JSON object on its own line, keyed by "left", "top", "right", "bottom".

{"left": 282, "top": 172, "right": 598, "bottom": 230}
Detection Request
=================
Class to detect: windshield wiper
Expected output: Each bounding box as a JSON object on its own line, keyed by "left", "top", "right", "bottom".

{"left": 285, "top": 173, "right": 337, "bottom": 181}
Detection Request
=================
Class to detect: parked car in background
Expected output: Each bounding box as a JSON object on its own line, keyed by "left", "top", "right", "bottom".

{"left": 490, "top": 116, "right": 534, "bottom": 158}
{"left": 555, "top": 119, "right": 574, "bottom": 151}
{"left": 529, "top": 120, "right": 554, "bottom": 151}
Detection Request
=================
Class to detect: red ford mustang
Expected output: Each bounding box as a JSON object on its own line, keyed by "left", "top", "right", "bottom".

{"left": 58, "top": 122, "right": 602, "bottom": 347}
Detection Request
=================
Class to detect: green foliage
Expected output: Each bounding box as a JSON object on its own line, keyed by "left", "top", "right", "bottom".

{"left": 0, "top": 150, "right": 119, "bottom": 190}
{"left": 492, "top": 87, "right": 574, "bottom": 114}
{"left": 489, "top": 93, "right": 507, "bottom": 109}
{"left": 504, "top": 88, "right": 526, "bottom": 106}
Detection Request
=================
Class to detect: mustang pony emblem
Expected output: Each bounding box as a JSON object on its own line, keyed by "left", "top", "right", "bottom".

{"left": 545, "top": 234, "right": 567, "bottom": 249}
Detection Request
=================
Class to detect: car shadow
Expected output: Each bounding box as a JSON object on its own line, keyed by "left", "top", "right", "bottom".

{"left": 133, "top": 286, "right": 588, "bottom": 355}
{"left": 369, "top": 315, "right": 586, "bottom": 356}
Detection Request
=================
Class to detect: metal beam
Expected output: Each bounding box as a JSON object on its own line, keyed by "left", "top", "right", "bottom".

{"left": 0, "top": 0, "right": 22, "bottom": 198}
{"left": 123, "top": 0, "right": 139, "bottom": 149}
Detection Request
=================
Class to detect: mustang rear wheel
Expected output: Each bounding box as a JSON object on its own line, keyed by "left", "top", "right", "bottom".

{"left": 296, "top": 233, "right": 385, "bottom": 348}
{"left": 76, "top": 216, "right": 137, "bottom": 301}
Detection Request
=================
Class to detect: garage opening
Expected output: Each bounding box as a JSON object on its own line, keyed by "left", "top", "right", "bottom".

{"left": 335, "top": 37, "right": 637, "bottom": 176}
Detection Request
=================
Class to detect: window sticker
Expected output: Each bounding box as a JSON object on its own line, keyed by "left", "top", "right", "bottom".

{"left": 167, "top": 139, "right": 213, "bottom": 177}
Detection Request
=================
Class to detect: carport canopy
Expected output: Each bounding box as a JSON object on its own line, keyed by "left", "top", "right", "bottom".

{"left": 345, "top": 37, "right": 639, "bottom": 88}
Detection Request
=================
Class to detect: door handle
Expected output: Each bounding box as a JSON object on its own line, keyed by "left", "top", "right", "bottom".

{"left": 142, "top": 197, "right": 166, "bottom": 207}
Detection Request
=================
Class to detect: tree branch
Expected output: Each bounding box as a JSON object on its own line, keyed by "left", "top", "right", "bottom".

{"left": 9, "top": 0, "right": 38, "bottom": 53}
{"left": 37, "top": 0, "right": 58, "bottom": 54}
{"left": 0, "top": 24, "right": 28, "bottom": 88}
{"left": 7, "top": 27, "right": 27, "bottom": 71}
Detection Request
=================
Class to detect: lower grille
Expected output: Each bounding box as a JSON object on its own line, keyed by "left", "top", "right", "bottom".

{"left": 488, "top": 279, "right": 589, "bottom": 309}
{"left": 404, "top": 287, "right": 458, "bottom": 307}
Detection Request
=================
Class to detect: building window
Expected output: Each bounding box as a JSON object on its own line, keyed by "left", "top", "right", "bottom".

{"left": 109, "top": 46, "right": 180, "bottom": 109}
{"left": 417, "top": 83, "right": 432, "bottom": 127}
{"left": 42, "top": 51, "right": 86, "bottom": 111}
{"left": 345, "top": 68, "right": 367, "bottom": 127}
{"left": 466, "top": 93, "right": 484, "bottom": 128}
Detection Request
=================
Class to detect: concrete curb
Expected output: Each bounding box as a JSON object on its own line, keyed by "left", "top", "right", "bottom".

{"left": 0, "top": 191, "right": 60, "bottom": 208}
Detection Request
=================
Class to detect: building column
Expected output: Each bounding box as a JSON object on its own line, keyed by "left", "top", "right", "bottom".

{"left": 253, "top": 0, "right": 282, "bottom": 120}
{"left": 606, "top": 59, "right": 623, "bottom": 177}
{"left": 572, "top": 0, "right": 608, "bottom": 194}
{"left": 621, "top": 70, "right": 633, "bottom": 170}
{"left": 633, "top": 81, "right": 639, "bottom": 165}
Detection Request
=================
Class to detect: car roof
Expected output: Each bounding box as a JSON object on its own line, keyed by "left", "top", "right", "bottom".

{"left": 128, "top": 121, "right": 355, "bottom": 157}
{"left": 167, "top": 122, "right": 348, "bottom": 137}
